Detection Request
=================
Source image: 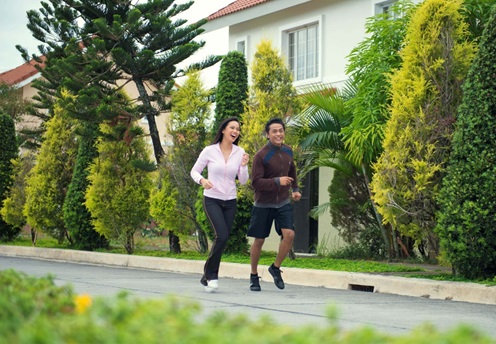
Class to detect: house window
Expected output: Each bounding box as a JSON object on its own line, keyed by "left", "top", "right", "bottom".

{"left": 374, "top": 1, "right": 398, "bottom": 18}
{"left": 237, "top": 41, "right": 246, "bottom": 55}
{"left": 287, "top": 24, "right": 319, "bottom": 82}
{"left": 235, "top": 36, "right": 249, "bottom": 59}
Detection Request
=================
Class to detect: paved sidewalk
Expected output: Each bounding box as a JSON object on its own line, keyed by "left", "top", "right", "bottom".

{"left": 1, "top": 245, "right": 495, "bottom": 305}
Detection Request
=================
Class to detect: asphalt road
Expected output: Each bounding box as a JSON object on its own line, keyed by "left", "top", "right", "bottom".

{"left": 1, "top": 255, "right": 496, "bottom": 339}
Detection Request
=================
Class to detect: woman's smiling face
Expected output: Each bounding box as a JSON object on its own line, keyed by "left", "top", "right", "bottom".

{"left": 222, "top": 120, "right": 241, "bottom": 143}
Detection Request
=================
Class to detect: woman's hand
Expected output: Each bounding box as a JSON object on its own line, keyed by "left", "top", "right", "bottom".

{"left": 241, "top": 153, "right": 249, "bottom": 167}
{"left": 201, "top": 178, "right": 213, "bottom": 190}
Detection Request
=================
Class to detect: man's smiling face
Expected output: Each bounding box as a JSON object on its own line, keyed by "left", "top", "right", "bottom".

{"left": 266, "top": 123, "right": 285, "bottom": 146}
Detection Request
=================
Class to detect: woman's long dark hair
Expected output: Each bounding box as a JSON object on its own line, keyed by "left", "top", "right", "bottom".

{"left": 212, "top": 117, "right": 241, "bottom": 145}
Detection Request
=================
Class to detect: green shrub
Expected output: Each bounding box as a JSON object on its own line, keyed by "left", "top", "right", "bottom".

{"left": 0, "top": 269, "right": 75, "bottom": 336}
{"left": 436, "top": 4, "right": 496, "bottom": 279}
{"left": 0, "top": 269, "right": 493, "bottom": 343}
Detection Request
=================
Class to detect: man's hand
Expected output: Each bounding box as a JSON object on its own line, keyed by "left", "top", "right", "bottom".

{"left": 291, "top": 191, "right": 302, "bottom": 201}
{"left": 279, "top": 176, "right": 293, "bottom": 186}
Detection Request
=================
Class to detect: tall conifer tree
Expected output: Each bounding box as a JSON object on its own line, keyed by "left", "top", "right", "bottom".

{"left": 0, "top": 114, "right": 19, "bottom": 241}
{"left": 21, "top": 0, "right": 221, "bottom": 164}
{"left": 213, "top": 51, "right": 248, "bottom": 132}
{"left": 436, "top": 5, "right": 496, "bottom": 279}
{"left": 23, "top": 103, "right": 78, "bottom": 243}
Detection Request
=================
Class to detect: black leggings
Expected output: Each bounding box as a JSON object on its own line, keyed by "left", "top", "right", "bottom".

{"left": 202, "top": 196, "right": 237, "bottom": 280}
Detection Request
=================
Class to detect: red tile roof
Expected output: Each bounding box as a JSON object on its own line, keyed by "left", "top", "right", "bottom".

{"left": 0, "top": 58, "right": 45, "bottom": 87}
{"left": 208, "top": 0, "right": 271, "bottom": 20}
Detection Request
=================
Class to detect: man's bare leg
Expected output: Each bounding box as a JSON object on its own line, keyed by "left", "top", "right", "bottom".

{"left": 250, "top": 238, "right": 265, "bottom": 274}
{"left": 274, "top": 228, "right": 295, "bottom": 268}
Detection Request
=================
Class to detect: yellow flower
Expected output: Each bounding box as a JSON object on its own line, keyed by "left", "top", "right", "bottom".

{"left": 74, "top": 294, "right": 92, "bottom": 314}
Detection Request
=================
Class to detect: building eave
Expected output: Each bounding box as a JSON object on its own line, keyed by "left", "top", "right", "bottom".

{"left": 203, "top": 0, "right": 311, "bottom": 33}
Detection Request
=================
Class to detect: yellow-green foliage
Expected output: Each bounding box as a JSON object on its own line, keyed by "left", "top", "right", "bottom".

{"left": 1, "top": 269, "right": 493, "bottom": 344}
{"left": 85, "top": 123, "right": 153, "bottom": 254}
{"left": 371, "top": 0, "right": 475, "bottom": 253}
{"left": 23, "top": 102, "right": 78, "bottom": 242}
{"left": 149, "top": 169, "right": 181, "bottom": 232}
{"left": 241, "top": 39, "right": 301, "bottom": 156}
{"left": 0, "top": 153, "right": 35, "bottom": 229}
{"left": 169, "top": 70, "right": 211, "bottom": 132}
{"left": 153, "top": 70, "right": 210, "bottom": 236}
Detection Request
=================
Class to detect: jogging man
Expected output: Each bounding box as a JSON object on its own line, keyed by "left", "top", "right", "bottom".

{"left": 247, "top": 117, "right": 301, "bottom": 291}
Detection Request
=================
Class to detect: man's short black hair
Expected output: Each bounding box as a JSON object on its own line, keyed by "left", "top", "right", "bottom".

{"left": 265, "top": 117, "right": 285, "bottom": 134}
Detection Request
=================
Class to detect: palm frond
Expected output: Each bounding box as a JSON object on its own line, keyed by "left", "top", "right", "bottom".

{"left": 309, "top": 202, "right": 331, "bottom": 219}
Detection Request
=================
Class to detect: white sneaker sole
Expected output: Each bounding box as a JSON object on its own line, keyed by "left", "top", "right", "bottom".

{"left": 205, "top": 286, "right": 217, "bottom": 293}
{"left": 205, "top": 280, "right": 219, "bottom": 293}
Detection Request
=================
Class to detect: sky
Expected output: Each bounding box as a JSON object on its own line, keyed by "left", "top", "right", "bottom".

{"left": 0, "top": 0, "right": 233, "bottom": 87}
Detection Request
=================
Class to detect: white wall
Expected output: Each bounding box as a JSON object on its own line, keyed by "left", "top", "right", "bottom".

{"left": 227, "top": 0, "right": 372, "bottom": 87}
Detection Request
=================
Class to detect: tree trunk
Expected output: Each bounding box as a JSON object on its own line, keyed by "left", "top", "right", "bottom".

{"left": 30, "top": 226, "right": 37, "bottom": 246}
{"left": 133, "top": 78, "right": 165, "bottom": 164}
{"left": 64, "top": 228, "right": 73, "bottom": 245}
{"left": 169, "top": 231, "right": 181, "bottom": 253}
{"left": 125, "top": 232, "right": 135, "bottom": 254}
{"left": 361, "top": 164, "right": 392, "bottom": 259}
{"left": 196, "top": 228, "right": 208, "bottom": 253}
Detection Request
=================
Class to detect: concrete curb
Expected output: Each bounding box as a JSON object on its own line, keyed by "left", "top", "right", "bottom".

{"left": 1, "top": 245, "right": 495, "bottom": 305}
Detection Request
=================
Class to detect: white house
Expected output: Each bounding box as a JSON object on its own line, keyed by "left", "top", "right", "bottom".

{"left": 203, "top": 0, "right": 419, "bottom": 253}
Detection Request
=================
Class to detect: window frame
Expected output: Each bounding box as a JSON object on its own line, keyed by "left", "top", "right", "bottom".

{"left": 372, "top": 0, "right": 398, "bottom": 17}
{"left": 235, "top": 36, "right": 249, "bottom": 60}
{"left": 280, "top": 15, "right": 322, "bottom": 86}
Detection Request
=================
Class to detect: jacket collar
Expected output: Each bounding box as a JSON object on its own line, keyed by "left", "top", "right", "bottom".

{"left": 267, "top": 141, "right": 282, "bottom": 150}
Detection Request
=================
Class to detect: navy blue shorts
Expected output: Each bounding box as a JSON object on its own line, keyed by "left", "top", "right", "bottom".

{"left": 247, "top": 203, "right": 294, "bottom": 238}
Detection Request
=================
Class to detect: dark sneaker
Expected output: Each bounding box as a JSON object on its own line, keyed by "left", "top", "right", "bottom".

{"left": 250, "top": 274, "right": 261, "bottom": 291}
{"left": 200, "top": 275, "right": 208, "bottom": 286}
{"left": 268, "top": 265, "right": 285, "bottom": 290}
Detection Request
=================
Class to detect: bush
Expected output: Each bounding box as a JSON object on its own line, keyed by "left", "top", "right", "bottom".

{"left": 0, "top": 269, "right": 492, "bottom": 343}
{"left": 0, "top": 269, "right": 75, "bottom": 336}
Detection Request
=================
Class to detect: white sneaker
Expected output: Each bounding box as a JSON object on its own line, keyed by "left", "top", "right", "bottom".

{"left": 205, "top": 279, "right": 219, "bottom": 293}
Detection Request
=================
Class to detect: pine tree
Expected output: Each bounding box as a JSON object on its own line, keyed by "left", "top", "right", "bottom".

{"left": 63, "top": 122, "right": 108, "bottom": 251}
{"left": 213, "top": 51, "right": 248, "bottom": 132}
{"left": 0, "top": 113, "right": 19, "bottom": 241}
{"left": 85, "top": 109, "right": 153, "bottom": 255}
{"left": 22, "top": 0, "right": 221, "bottom": 164}
{"left": 241, "top": 39, "right": 301, "bottom": 157}
{"left": 436, "top": 4, "right": 496, "bottom": 279}
{"left": 23, "top": 103, "right": 78, "bottom": 243}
